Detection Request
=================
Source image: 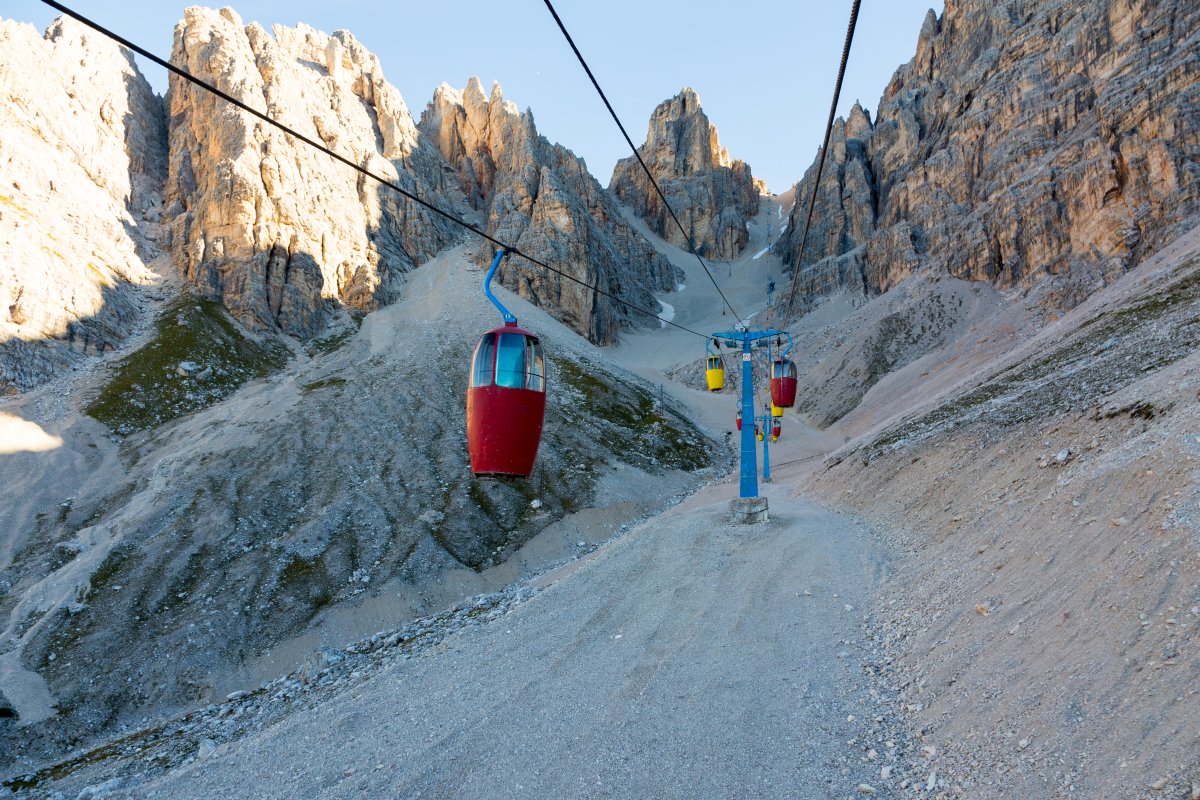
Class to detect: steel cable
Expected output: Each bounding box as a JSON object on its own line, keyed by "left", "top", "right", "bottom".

{"left": 779, "top": 0, "right": 862, "bottom": 329}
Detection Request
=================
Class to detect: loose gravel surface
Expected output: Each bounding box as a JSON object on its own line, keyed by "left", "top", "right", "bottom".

{"left": 91, "top": 491, "right": 894, "bottom": 800}
{"left": 802, "top": 227, "right": 1200, "bottom": 799}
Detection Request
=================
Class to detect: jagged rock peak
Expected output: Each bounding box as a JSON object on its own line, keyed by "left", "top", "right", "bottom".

{"left": 774, "top": 0, "right": 1200, "bottom": 315}
{"left": 421, "top": 77, "right": 527, "bottom": 211}
{"left": 651, "top": 87, "right": 732, "bottom": 173}
{"left": 165, "top": 7, "right": 465, "bottom": 337}
{"left": 419, "top": 78, "right": 680, "bottom": 345}
{"left": 845, "top": 102, "right": 873, "bottom": 139}
{"left": 0, "top": 14, "right": 167, "bottom": 393}
{"left": 610, "top": 87, "right": 760, "bottom": 260}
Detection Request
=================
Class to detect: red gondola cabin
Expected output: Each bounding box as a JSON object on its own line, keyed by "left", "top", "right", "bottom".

{"left": 770, "top": 358, "right": 798, "bottom": 408}
{"left": 467, "top": 322, "right": 546, "bottom": 478}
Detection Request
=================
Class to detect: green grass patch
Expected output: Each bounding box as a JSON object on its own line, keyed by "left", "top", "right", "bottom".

{"left": 86, "top": 294, "right": 290, "bottom": 434}
{"left": 554, "top": 356, "right": 712, "bottom": 473}
{"left": 86, "top": 545, "right": 134, "bottom": 599}
{"left": 301, "top": 376, "right": 347, "bottom": 394}
{"left": 307, "top": 329, "right": 354, "bottom": 356}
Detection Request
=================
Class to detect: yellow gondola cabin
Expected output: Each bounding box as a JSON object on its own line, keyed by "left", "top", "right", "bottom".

{"left": 705, "top": 355, "right": 725, "bottom": 391}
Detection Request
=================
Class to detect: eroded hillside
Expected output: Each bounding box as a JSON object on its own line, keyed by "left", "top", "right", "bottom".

{"left": 802, "top": 227, "right": 1200, "bottom": 798}
{"left": 0, "top": 249, "right": 720, "bottom": 770}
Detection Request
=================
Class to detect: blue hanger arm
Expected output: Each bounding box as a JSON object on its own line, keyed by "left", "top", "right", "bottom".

{"left": 484, "top": 249, "right": 518, "bottom": 324}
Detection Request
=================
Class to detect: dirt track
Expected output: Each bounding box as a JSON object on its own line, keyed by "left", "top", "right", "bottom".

{"left": 120, "top": 487, "right": 893, "bottom": 800}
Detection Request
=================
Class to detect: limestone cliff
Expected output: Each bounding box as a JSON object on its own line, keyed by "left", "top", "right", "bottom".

{"left": 166, "top": 8, "right": 465, "bottom": 337}
{"left": 0, "top": 16, "right": 166, "bottom": 393}
{"left": 610, "top": 88, "right": 760, "bottom": 260}
{"left": 419, "top": 79, "right": 679, "bottom": 345}
{"left": 775, "top": 0, "right": 1200, "bottom": 313}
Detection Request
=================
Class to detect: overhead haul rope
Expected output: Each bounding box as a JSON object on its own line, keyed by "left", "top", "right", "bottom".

{"left": 779, "top": 0, "right": 862, "bottom": 329}
{"left": 542, "top": 0, "right": 746, "bottom": 325}
{"left": 38, "top": 0, "right": 714, "bottom": 340}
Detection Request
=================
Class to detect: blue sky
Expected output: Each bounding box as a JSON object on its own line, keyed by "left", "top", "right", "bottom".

{"left": 6, "top": 1, "right": 942, "bottom": 193}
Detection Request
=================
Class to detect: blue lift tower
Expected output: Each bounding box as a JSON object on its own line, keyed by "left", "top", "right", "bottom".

{"left": 711, "top": 326, "right": 786, "bottom": 523}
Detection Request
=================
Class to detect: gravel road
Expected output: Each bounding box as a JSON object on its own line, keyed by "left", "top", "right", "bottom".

{"left": 118, "top": 487, "right": 889, "bottom": 799}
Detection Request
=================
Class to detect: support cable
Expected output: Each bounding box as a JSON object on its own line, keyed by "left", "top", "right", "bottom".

{"left": 779, "top": 0, "right": 862, "bottom": 328}
{"left": 38, "top": 0, "right": 714, "bottom": 340}
{"left": 542, "top": 0, "right": 746, "bottom": 324}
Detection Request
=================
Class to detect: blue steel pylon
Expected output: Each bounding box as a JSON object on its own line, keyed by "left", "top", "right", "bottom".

{"left": 711, "top": 327, "right": 786, "bottom": 499}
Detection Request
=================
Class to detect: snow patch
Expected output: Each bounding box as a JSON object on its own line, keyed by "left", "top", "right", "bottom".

{"left": 657, "top": 299, "right": 676, "bottom": 327}
{"left": 677, "top": 283, "right": 686, "bottom": 292}
{"left": 752, "top": 247, "right": 770, "bottom": 260}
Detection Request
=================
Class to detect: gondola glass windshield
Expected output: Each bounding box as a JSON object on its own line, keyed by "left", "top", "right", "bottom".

{"left": 472, "top": 332, "right": 544, "bottom": 391}
{"left": 526, "top": 337, "right": 545, "bottom": 391}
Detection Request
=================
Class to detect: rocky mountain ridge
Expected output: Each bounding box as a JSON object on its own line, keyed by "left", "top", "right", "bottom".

{"left": 167, "top": 9, "right": 677, "bottom": 345}
{"left": 1, "top": 8, "right": 688, "bottom": 395}
{"left": 419, "top": 78, "right": 679, "bottom": 345}
{"left": 775, "top": 0, "right": 1200, "bottom": 317}
{"left": 610, "top": 88, "right": 761, "bottom": 261}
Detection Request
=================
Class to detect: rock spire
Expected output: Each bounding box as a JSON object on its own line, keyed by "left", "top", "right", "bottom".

{"left": 610, "top": 88, "right": 760, "bottom": 260}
